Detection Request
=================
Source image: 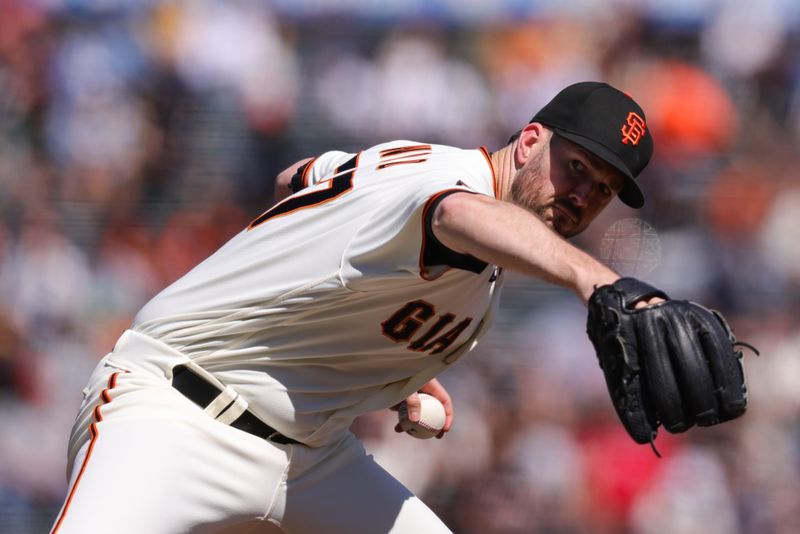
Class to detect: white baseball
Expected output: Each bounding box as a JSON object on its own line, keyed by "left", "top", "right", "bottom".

{"left": 398, "top": 393, "right": 446, "bottom": 439}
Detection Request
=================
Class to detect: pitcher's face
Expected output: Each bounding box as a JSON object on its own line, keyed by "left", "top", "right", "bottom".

{"left": 511, "top": 132, "right": 624, "bottom": 238}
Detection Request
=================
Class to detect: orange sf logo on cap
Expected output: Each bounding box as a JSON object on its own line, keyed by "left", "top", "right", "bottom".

{"left": 621, "top": 112, "right": 646, "bottom": 146}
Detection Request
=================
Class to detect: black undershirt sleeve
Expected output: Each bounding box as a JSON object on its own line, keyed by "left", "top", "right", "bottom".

{"left": 422, "top": 189, "right": 488, "bottom": 275}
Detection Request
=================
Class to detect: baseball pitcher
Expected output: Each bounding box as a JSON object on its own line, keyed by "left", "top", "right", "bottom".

{"left": 51, "top": 82, "right": 750, "bottom": 534}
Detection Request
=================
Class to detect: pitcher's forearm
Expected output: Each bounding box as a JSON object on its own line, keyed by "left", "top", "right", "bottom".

{"left": 431, "top": 192, "right": 619, "bottom": 303}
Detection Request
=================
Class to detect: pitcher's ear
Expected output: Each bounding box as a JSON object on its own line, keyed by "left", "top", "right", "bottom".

{"left": 515, "top": 122, "right": 548, "bottom": 167}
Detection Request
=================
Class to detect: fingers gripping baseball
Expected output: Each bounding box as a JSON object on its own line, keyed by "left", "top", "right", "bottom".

{"left": 394, "top": 378, "right": 453, "bottom": 439}
{"left": 418, "top": 378, "right": 453, "bottom": 435}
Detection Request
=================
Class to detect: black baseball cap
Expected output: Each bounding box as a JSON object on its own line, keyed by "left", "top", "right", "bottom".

{"left": 517, "top": 81, "right": 653, "bottom": 208}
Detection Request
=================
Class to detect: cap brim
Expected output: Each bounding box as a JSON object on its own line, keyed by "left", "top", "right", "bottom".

{"left": 553, "top": 129, "right": 645, "bottom": 209}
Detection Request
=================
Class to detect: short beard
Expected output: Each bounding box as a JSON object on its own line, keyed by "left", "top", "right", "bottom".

{"left": 510, "top": 148, "right": 548, "bottom": 219}
{"left": 509, "top": 148, "right": 580, "bottom": 238}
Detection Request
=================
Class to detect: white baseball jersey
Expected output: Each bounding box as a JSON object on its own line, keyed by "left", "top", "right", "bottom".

{"left": 129, "top": 140, "right": 504, "bottom": 446}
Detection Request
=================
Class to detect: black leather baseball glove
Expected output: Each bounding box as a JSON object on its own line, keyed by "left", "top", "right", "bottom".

{"left": 586, "top": 278, "right": 754, "bottom": 454}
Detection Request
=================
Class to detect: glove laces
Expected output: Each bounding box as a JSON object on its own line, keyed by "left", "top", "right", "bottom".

{"left": 733, "top": 340, "right": 760, "bottom": 356}
{"left": 648, "top": 431, "right": 662, "bottom": 458}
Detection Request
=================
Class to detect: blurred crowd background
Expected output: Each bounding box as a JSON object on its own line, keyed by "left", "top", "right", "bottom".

{"left": 1, "top": 0, "right": 799, "bottom": 532}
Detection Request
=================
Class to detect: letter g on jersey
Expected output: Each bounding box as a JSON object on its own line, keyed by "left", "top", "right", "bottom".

{"left": 382, "top": 300, "right": 473, "bottom": 356}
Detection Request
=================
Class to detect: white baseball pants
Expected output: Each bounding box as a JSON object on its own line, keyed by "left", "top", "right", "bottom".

{"left": 50, "top": 356, "right": 451, "bottom": 533}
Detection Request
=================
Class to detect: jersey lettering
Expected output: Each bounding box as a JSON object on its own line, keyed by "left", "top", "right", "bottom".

{"left": 382, "top": 301, "right": 473, "bottom": 356}
{"left": 250, "top": 143, "right": 433, "bottom": 231}
{"left": 377, "top": 144, "right": 432, "bottom": 170}
{"left": 288, "top": 159, "right": 316, "bottom": 193}
{"left": 408, "top": 313, "right": 454, "bottom": 350}
{"left": 419, "top": 318, "right": 472, "bottom": 355}
{"left": 381, "top": 300, "right": 435, "bottom": 342}
{"left": 248, "top": 154, "right": 360, "bottom": 230}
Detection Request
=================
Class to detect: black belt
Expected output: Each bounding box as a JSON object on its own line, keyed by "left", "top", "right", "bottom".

{"left": 171, "top": 364, "right": 299, "bottom": 445}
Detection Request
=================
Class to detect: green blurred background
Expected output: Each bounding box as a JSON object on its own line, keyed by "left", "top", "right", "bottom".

{"left": 1, "top": 1, "right": 798, "bottom": 532}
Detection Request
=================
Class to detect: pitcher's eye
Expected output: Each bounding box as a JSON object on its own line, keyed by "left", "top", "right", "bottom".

{"left": 569, "top": 160, "right": 586, "bottom": 173}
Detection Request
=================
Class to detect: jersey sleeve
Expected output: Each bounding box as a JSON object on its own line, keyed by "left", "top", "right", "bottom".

{"left": 289, "top": 151, "right": 353, "bottom": 193}
{"left": 421, "top": 189, "right": 488, "bottom": 276}
{"left": 341, "top": 171, "right": 490, "bottom": 291}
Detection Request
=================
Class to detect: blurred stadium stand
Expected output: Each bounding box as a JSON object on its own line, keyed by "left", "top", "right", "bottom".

{"left": 1, "top": 1, "right": 799, "bottom": 532}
